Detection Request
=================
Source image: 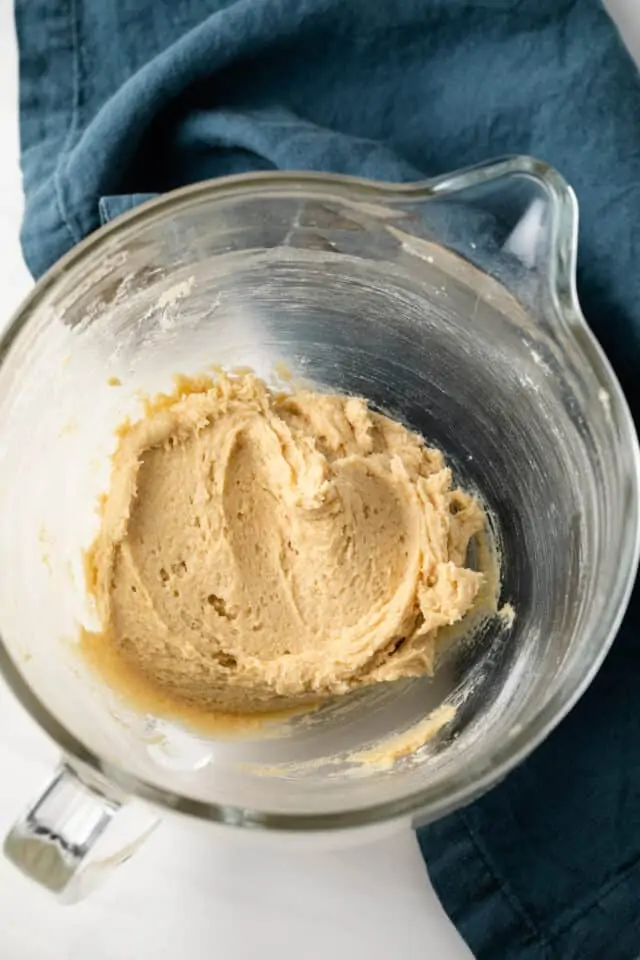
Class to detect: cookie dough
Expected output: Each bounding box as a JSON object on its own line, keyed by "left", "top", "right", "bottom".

{"left": 84, "top": 373, "right": 485, "bottom": 713}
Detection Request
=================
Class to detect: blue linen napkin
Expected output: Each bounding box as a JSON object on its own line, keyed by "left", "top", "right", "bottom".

{"left": 15, "top": 1, "right": 640, "bottom": 955}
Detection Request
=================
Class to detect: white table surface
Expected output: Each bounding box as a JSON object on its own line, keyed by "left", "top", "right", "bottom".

{"left": 0, "top": 2, "right": 637, "bottom": 958}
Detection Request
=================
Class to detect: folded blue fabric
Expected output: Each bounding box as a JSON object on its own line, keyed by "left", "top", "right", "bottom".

{"left": 16, "top": 0, "right": 640, "bottom": 955}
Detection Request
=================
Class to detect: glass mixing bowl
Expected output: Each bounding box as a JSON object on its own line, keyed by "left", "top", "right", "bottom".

{"left": 0, "top": 156, "right": 638, "bottom": 898}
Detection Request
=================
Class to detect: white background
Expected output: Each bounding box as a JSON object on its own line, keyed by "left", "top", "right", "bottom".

{"left": 0, "top": 2, "right": 637, "bottom": 958}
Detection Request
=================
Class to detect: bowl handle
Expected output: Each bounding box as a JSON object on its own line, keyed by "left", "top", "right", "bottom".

{"left": 3, "top": 762, "right": 158, "bottom": 902}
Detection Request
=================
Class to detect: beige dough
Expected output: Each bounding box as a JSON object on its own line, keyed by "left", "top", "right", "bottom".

{"left": 84, "top": 373, "right": 486, "bottom": 715}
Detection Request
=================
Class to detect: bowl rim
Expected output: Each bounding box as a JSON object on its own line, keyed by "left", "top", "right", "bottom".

{"left": 1, "top": 155, "right": 639, "bottom": 831}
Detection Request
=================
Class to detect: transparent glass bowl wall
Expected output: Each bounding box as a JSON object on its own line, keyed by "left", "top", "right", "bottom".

{"left": 0, "top": 158, "right": 637, "bottom": 832}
